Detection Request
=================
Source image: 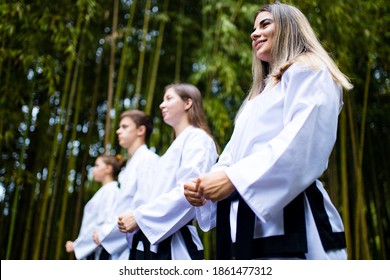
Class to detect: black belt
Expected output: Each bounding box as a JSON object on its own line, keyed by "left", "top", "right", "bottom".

{"left": 129, "top": 230, "right": 172, "bottom": 260}
{"left": 99, "top": 248, "right": 111, "bottom": 260}
{"left": 86, "top": 247, "right": 111, "bottom": 260}
{"left": 216, "top": 182, "right": 346, "bottom": 259}
{"left": 130, "top": 221, "right": 204, "bottom": 260}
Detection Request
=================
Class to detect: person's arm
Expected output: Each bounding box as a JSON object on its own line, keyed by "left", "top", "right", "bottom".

{"left": 106, "top": 151, "right": 159, "bottom": 255}
{"left": 95, "top": 183, "right": 119, "bottom": 228}
{"left": 196, "top": 65, "right": 342, "bottom": 224}
{"left": 73, "top": 184, "right": 118, "bottom": 259}
{"left": 133, "top": 132, "right": 218, "bottom": 244}
{"left": 184, "top": 140, "right": 235, "bottom": 231}
{"left": 224, "top": 65, "right": 342, "bottom": 222}
{"left": 72, "top": 200, "right": 98, "bottom": 259}
{"left": 118, "top": 211, "right": 138, "bottom": 232}
{"left": 65, "top": 241, "right": 74, "bottom": 253}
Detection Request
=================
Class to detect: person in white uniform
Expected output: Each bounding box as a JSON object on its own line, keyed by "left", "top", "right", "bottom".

{"left": 117, "top": 83, "right": 218, "bottom": 260}
{"left": 92, "top": 110, "right": 159, "bottom": 260}
{"left": 184, "top": 3, "right": 353, "bottom": 260}
{"left": 65, "top": 154, "right": 124, "bottom": 259}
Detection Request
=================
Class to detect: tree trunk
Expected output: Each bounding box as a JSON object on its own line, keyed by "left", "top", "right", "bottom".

{"left": 104, "top": 0, "right": 119, "bottom": 153}
{"left": 340, "top": 106, "right": 352, "bottom": 258}
{"left": 133, "top": 0, "right": 151, "bottom": 109}
{"left": 174, "top": 1, "right": 184, "bottom": 83}
{"left": 145, "top": 0, "right": 169, "bottom": 115}
{"left": 55, "top": 54, "right": 84, "bottom": 259}
{"left": 346, "top": 95, "right": 370, "bottom": 259}
{"left": 109, "top": 0, "right": 138, "bottom": 146}
{"left": 70, "top": 58, "right": 103, "bottom": 260}
{"left": 6, "top": 96, "right": 33, "bottom": 259}
{"left": 32, "top": 60, "right": 72, "bottom": 259}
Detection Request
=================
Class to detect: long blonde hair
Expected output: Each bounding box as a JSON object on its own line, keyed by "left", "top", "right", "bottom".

{"left": 248, "top": 3, "right": 353, "bottom": 99}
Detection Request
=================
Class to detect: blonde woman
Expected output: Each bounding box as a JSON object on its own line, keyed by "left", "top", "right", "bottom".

{"left": 184, "top": 3, "right": 352, "bottom": 260}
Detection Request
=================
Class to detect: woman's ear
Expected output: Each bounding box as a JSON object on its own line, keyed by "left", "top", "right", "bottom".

{"left": 184, "top": 98, "right": 193, "bottom": 111}
{"left": 105, "top": 164, "right": 113, "bottom": 176}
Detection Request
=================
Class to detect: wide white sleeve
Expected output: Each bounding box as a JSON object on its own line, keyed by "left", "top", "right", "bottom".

{"left": 99, "top": 170, "right": 143, "bottom": 254}
{"left": 95, "top": 185, "right": 119, "bottom": 228}
{"left": 195, "top": 140, "right": 235, "bottom": 232}
{"left": 225, "top": 66, "right": 342, "bottom": 223}
{"left": 134, "top": 133, "right": 218, "bottom": 244}
{"left": 100, "top": 223, "right": 129, "bottom": 255}
{"left": 210, "top": 140, "right": 234, "bottom": 172}
{"left": 194, "top": 199, "right": 217, "bottom": 232}
{"left": 101, "top": 152, "right": 158, "bottom": 256}
{"left": 73, "top": 185, "right": 118, "bottom": 259}
{"left": 73, "top": 202, "right": 96, "bottom": 259}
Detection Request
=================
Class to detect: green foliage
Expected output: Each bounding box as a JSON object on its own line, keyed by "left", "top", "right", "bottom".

{"left": 0, "top": 0, "right": 389, "bottom": 260}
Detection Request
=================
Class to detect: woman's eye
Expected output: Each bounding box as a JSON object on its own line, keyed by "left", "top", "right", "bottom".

{"left": 260, "top": 22, "right": 269, "bottom": 28}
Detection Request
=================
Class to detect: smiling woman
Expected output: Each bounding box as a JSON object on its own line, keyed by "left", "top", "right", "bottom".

{"left": 251, "top": 14, "right": 275, "bottom": 63}
{"left": 0, "top": 0, "right": 387, "bottom": 262}
{"left": 184, "top": 2, "right": 353, "bottom": 260}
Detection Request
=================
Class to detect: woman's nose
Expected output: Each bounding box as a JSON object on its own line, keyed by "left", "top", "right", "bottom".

{"left": 251, "top": 28, "right": 260, "bottom": 41}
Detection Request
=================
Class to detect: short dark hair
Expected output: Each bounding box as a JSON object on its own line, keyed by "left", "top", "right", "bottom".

{"left": 119, "top": 110, "right": 153, "bottom": 143}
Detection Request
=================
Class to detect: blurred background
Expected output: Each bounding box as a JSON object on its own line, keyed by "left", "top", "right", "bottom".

{"left": 0, "top": 0, "right": 389, "bottom": 259}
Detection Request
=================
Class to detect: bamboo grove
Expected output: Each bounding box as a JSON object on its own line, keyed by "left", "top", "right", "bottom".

{"left": 0, "top": 0, "right": 389, "bottom": 260}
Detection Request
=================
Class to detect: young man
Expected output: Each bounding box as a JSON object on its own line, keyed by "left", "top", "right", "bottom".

{"left": 93, "top": 110, "right": 159, "bottom": 260}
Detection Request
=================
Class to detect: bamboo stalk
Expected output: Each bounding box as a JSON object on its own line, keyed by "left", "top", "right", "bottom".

{"left": 133, "top": 0, "right": 151, "bottom": 109}
{"left": 104, "top": 0, "right": 119, "bottom": 153}
{"left": 145, "top": 0, "right": 169, "bottom": 115}
{"left": 109, "top": 0, "right": 138, "bottom": 146}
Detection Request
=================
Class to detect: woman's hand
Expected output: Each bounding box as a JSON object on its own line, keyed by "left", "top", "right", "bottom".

{"left": 92, "top": 230, "right": 101, "bottom": 246}
{"left": 184, "top": 179, "right": 206, "bottom": 206}
{"left": 118, "top": 212, "right": 138, "bottom": 233}
{"left": 184, "top": 171, "right": 236, "bottom": 205}
{"left": 196, "top": 171, "right": 236, "bottom": 202}
{"left": 65, "top": 241, "right": 74, "bottom": 253}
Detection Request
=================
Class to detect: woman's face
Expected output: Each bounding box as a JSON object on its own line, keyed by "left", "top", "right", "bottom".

{"left": 116, "top": 117, "right": 139, "bottom": 149}
{"left": 250, "top": 11, "right": 275, "bottom": 63}
{"left": 159, "top": 88, "right": 188, "bottom": 128}
{"left": 93, "top": 157, "right": 109, "bottom": 183}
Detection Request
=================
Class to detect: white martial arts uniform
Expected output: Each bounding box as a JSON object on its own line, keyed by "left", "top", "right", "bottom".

{"left": 99, "top": 145, "right": 159, "bottom": 260}
{"left": 73, "top": 181, "right": 119, "bottom": 260}
{"left": 130, "top": 126, "right": 218, "bottom": 259}
{"left": 196, "top": 63, "right": 347, "bottom": 260}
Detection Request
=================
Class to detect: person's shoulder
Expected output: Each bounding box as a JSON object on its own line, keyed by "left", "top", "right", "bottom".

{"left": 288, "top": 54, "right": 327, "bottom": 74}
{"left": 190, "top": 126, "right": 211, "bottom": 139}
{"left": 98, "top": 181, "right": 120, "bottom": 194}
{"left": 138, "top": 144, "right": 158, "bottom": 156}
{"left": 282, "top": 60, "right": 330, "bottom": 87}
{"left": 185, "top": 127, "right": 213, "bottom": 144}
{"left": 143, "top": 147, "right": 159, "bottom": 161}
{"left": 148, "top": 150, "right": 160, "bottom": 161}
